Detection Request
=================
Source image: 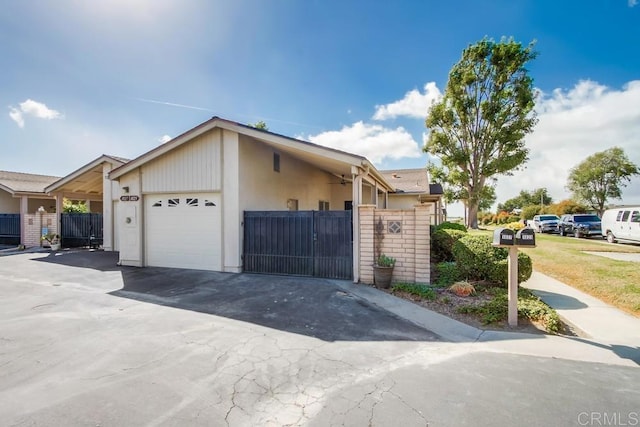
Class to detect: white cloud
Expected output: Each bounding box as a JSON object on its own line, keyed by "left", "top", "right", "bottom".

{"left": 9, "top": 108, "right": 24, "bottom": 128}
{"left": 496, "top": 79, "right": 640, "bottom": 207}
{"left": 159, "top": 134, "right": 172, "bottom": 143}
{"left": 629, "top": 0, "right": 638, "bottom": 7}
{"left": 8, "top": 99, "right": 63, "bottom": 128}
{"left": 307, "top": 121, "right": 422, "bottom": 165}
{"left": 373, "top": 82, "right": 442, "bottom": 120}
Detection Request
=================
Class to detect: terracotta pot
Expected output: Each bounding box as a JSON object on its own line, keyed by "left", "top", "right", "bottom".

{"left": 373, "top": 265, "right": 394, "bottom": 289}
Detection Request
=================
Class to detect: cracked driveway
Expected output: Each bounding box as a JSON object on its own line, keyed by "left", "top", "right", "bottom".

{"left": 1, "top": 251, "right": 640, "bottom": 426}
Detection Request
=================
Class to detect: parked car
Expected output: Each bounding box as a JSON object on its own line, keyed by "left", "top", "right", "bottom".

{"left": 600, "top": 207, "right": 640, "bottom": 244}
{"left": 530, "top": 214, "right": 560, "bottom": 233}
{"left": 558, "top": 214, "right": 602, "bottom": 238}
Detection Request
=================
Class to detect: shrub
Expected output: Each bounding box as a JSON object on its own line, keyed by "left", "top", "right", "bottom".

{"left": 392, "top": 283, "right": 437, "bottom": 300}
{"left": 452, "top": 235, "right": 505, "bottom": 281}
{"left": 432, "top": 229, "right": 467, "bottom": 262}
{"left": 503, "top": 221, "right": 525, "bottom": 231}
{"left": 457, "top": 287, "right": 561, "bottom": 333}
{"left": 449, "top": 281, "right": 475, "bottom": 297}
{"left": 435, "top": 261, "right": 461, "bottom": 287}
{"left": 452, "top": 234, "right": 533, "bottom": 286}
{"left": 436, "top": 221, "right": 468, "bottom": 232}
{"left": 489, "top": 252, "right": 533, "bottom": 286}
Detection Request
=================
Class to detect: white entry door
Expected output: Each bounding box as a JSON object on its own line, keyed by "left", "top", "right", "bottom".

{"left": 145, "top": 193, "right": 222, "bottom": 271}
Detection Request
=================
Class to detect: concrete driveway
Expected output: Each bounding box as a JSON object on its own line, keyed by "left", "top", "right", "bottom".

{"left": 1, "top": 250, "right": 640, "bottom": 426}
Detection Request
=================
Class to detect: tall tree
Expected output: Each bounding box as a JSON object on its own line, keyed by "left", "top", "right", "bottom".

{"left": 497, "top": 188, "right": 552, "bottom": 213}
{"left": 425, "top": 37, "right": 538, "bottom": 228}
{"left": 567, "top": 147, "right": 639, "bottom": 216}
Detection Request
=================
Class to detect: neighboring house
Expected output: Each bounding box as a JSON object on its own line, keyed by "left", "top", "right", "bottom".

{"left": 0, "top": 171, "right": 59, "bottom": 246}
{"left": 44, "top": 154, "right": 129, "bottom": 251}
{"left": 381, "top": 168, "right": 445, "bottom": 224}
{"left": 108, "top": 116, "right": 442, "bottom": 283}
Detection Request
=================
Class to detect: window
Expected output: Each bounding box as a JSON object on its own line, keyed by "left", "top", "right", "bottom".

{"left": 344, "top": 201, "right": 353, "bottom": 210}
{"left": 204, "top": 199, "right": 216, "bottom": 207}
{"left": 287, "top": 199, "right": 298, "bottom": 211}
{"left": 621, "top": 211, "right": 631, "bottom": 221}
{"left": 319, "top": 200, "right": 330, "bottom": 211}
{"left": 186, "top": 198, "right": 198, "bottom": 207}
{"left": 273, "top": 152, "right": 280, "bottom": 172}
{"left": 168, "top": 198, "right": 179, "bottom": 207}
{"left": 152, "top": 201, "right": 162, "bottom": 207}
{"left": 631, "top": 211, "right": 640, "bottom": 223}
{"left": 617, "top": 211, "right": 624, "bottom": 221}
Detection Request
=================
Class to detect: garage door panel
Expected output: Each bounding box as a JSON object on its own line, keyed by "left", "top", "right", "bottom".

{"left": 145, "top": 193, "right": 221, "bottom": 271}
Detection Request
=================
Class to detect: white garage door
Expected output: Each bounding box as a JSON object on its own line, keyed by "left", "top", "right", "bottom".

{"left": 145, "top": 193, "right": 222, "bottom": 271}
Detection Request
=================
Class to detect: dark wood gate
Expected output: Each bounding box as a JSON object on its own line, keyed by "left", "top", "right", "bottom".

{"left": 243, "top": 211, "right": 353, "bottom": 279}
{"left": 0, "top": 214, "right": 20, "bottom": 245}
{"left": 61, "top": 213, "right": 103, "bottom": 248}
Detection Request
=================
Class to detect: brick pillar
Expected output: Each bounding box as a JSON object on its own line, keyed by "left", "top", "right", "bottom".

{"left": 414, "top": 204, "right": 432, "bottom": 284}
{"left": 358, "top": 205, "right": 375, "bottom": 284}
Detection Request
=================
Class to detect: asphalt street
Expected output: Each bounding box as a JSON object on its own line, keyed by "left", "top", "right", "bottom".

{"left": 0, "top": 250, "right": 638, "bottom": 426}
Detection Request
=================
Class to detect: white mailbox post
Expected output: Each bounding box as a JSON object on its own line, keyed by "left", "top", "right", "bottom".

{"left": 492, "top": 227, "right": 536, "bottom": 326}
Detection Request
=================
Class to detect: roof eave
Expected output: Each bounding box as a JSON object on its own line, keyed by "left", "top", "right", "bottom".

{"left": 46, "top": 155, "right": 125, "bottom": 193}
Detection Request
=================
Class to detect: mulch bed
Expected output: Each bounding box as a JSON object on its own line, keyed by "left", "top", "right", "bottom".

{"left": 387, "top": 287, "right": 549, "bottom": 335}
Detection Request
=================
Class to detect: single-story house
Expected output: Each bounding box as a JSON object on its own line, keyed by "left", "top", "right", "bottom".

{"left": 0, "top": 170, "right": 59, "bottom": 246}
{"left": 380, "top": 168, "right": 444, "bottom": 223}
{"left": 108, "top": 116, "right": 442, "bottom": 283}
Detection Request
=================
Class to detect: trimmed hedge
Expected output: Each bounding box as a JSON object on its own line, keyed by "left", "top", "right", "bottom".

{"left": 432, "top": 229, "right": 467, "bottom": 262}
{"left": 452, "top": 234, "right": 533, "bottom": 285}
{"left": 435, "top": 261, "right": 461, "bottom": 287}
{"left": 436, "top": 221, "right": 468, "bottom": 232}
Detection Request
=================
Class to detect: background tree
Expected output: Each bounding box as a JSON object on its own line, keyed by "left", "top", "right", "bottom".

{"left": 567, "top": 147, "right": 639, "bottom": 216}
{"left": 548, "top": 199, "right": 588, "bottom": 216}
{"left": 497, "top": 188, "right": 552, "bottom": 213}
{"left": 63, "top": 199, "right": 88, "bottom": 213}
{"left": 251, "top": 121, "right": 269, "bottom": 131}
{"left": 425, "top": 37, "right": 538, "bottom": 228}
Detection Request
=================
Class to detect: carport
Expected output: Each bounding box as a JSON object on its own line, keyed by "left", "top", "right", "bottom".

{"left": 45, "top": 155, "right": 127, "bottom": 250}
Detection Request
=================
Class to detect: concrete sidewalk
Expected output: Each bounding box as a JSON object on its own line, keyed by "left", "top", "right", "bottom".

{"left": 522, "top": 271, "right": 640, "bottom": 344}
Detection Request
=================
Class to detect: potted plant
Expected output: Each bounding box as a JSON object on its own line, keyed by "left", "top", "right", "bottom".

{"left": 42, "top": 233, "right": 61, "bottom": 251}
{"left": 373, "top": 253, "right": 396, "bottom": 289}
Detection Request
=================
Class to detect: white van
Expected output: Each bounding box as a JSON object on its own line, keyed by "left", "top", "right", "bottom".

{"left": 601, "top": 207, "right": 640, "bottom": 244}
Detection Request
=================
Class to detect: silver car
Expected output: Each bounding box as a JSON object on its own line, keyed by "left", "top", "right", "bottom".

{"left": 531, "top": 214, "right": 560, "bottom": 233}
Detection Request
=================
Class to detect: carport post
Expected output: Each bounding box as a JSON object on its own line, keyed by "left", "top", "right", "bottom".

{"left": 507, "top": 247, "right": 518, "bottom": 327}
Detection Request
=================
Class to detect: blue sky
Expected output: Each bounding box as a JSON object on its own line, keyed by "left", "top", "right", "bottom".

{"left": 2, "top": 0, "right": 640, "bottom": 214}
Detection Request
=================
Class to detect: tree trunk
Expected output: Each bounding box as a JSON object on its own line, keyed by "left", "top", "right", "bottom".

{"left": 467, "top": 202, "right": 479, "bottom": 229}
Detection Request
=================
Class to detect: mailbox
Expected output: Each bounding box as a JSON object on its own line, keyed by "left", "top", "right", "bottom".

{"left": 516, "top": 228, "right": 536, "bottom": 247}
{"left": 492, "top": 228, "right": 515, "bottom": 246}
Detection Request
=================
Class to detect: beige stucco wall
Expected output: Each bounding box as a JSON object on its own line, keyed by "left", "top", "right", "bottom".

{"left": 0, "top": 190, "right": 19, "bottom": 213}
{"left": 358, "top": 204, "right": 431, "bottom": 285}
{"left": 388, "top": 194, "right": 421, "bottom": 210}
{"left": 238, "top": 135, "right": 353, "bottom": 212}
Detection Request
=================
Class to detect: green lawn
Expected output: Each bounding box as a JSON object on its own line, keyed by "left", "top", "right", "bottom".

{"left": 471, "top": 229, "right": 640, "bottom": 316}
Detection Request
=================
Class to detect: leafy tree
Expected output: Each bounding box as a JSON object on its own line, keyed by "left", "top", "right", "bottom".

{"left": 520, "top": 204, "right": 543, "bottom": 220}
{"left": 567, "top": 147, "right": 639, "bottom": 216}
{"left": 548, "top": 199, "right": 588, "bottom": 216}
{"left": 497, "top": 188, "right": 552, "bottom": 213}
{"left": 425, "top": 37, "right": 538, "bottom": 228}
{"left": 63, "top": 199, "right": 88, "bottom": 213}
{"left": 251, "top": 121, "right": 269, "bottom": 131}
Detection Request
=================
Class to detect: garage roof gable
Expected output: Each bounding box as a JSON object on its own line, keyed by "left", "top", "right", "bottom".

{"left": 108, "top": 117, "right": 394, "bottom": 190}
